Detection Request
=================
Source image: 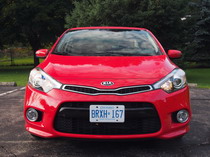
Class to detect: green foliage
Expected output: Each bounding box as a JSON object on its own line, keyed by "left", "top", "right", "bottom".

{"left": 191, "top": 0, "right": 210, "bottom": 61}
{"left": 1, "top": 0, "right": 72, "bottom": 44}
{"left": 66, "top": 0, "right": 189, "bottom": 50}
{"left": 0, "top": 0, "right": 73, "bottom": 65}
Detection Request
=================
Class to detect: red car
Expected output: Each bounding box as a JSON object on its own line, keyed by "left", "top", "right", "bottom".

{"left": 24, "top": 27, "right": 191, "bottom": 139}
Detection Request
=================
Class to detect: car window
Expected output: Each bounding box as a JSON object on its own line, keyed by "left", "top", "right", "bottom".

{"left": 53, "top": 29, "right": 162, "bottom": 56}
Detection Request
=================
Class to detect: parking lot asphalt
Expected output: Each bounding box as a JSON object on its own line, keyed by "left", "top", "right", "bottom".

{"left": 0, "top": 87, "right": 210, "bottom": 157}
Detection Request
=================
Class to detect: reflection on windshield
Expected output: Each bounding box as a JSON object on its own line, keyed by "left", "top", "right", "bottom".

{"left": 53, "top": 29, "right": 162, "bottom": 56}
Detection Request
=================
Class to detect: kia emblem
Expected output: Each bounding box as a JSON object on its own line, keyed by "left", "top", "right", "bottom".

{"left": 101, "top": 81, "right": 114, "bottom": 86}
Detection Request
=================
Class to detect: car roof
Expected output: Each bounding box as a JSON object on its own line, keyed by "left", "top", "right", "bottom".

{"left": 68, "top": 26, "right": 149, "bottom": 32}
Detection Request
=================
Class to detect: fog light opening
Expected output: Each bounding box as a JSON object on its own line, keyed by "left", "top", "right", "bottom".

{"left": 26, "top": 108, "right": 39, "bottom": 122}
{"left": 176, "top": 110, "right": 189, "bottom": 123}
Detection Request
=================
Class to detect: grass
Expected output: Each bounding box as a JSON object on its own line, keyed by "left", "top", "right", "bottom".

{"left": 186, "top": 68, "right": 210, "bottom": 88}
{"left": 0, "top": 57, "right": 44, "bottom": 86}
{"left": 0, "top": 57, "right": 34, "bottom": 66}
{"left": 0, "top": 66, "right": 33, "bottom": 86}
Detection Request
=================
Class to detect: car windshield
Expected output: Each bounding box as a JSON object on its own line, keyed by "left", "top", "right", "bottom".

{"left": 53, "top": 29, "right": 162, "bottom": 56}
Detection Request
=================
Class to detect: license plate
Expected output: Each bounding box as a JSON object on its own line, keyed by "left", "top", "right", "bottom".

{"left": 89, "top": 105, "right": 125, "bottom": 123}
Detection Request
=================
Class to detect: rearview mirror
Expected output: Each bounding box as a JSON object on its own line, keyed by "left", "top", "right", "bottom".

{"left": 167, "top": 50, "right": 182, "bottom": 59}
{"left": 36, "top": 49, "right": 48, "bottom": 58}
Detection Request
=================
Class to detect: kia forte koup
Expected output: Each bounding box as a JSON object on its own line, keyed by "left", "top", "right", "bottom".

{"left": 24, "top": 27, "right": 191, "bottom": 139}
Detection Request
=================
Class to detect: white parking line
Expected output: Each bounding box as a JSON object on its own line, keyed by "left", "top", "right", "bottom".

{"left": 0, "top": 87, "right": 26, "bottom": 97}
{"left": 0, "top": 141, "right": 49, "bottom": 144}
{"left": 19, "top": 87, "right": 26, "bottom": 90}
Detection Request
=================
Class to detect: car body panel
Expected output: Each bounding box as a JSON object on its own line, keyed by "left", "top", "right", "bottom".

{"left": 24, "top": 85, "right": 191, "bottom": 139}
{"left": 38, "top": 55, "right": 176, "bottom": 86}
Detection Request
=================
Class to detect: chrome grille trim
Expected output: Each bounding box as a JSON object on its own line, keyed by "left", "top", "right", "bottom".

{"left": 62, "top": 84, "right": 153, "bottom": 95}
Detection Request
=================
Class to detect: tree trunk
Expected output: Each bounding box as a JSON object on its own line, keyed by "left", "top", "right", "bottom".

{"left": 28, "top": 33, "right": 41, "bottom": 67}
{"left": 33, "top": 51, "right": 40, "bottom": 67}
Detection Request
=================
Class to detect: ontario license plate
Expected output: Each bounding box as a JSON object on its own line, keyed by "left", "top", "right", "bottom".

{"left": 89, "top": 105, "right": 125, "bottom": 123}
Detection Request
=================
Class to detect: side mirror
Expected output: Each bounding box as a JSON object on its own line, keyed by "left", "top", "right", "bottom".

{"left": 167, "top": 50, "right": 182, "bottom": 59}
{"left": 36, "top": 49, "right": 48, "bottom": 58}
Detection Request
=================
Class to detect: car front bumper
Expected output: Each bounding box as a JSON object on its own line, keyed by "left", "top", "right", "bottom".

{"left": 24, "top": 85, "right": 191, "bottom": 139}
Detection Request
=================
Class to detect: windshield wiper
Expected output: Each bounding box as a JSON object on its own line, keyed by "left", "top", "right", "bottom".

{"left": 139, "top": 53, "right": 154, "bottom": 56}
{"left": 105, "top": 51, "right": 154, "bottom": 56}
{"left": 52, "top": 51, "right": 71, "bottom": 56}
{"left": 105, "top": 51, "right": 132, "bottom": 56}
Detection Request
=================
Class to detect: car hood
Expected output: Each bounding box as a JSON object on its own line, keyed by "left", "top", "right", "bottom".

{"left": 39, "top": 54, "right": 176, "bottom": 86}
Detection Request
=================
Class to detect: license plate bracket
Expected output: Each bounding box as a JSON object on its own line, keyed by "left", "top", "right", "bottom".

{"left": 89, "top": 105, "right": 125, "bottom": 123}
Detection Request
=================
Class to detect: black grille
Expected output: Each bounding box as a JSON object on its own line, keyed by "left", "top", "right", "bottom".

{"left": 54, "top": 102, "right": 161, "bottom": 135}
{"left": 62, "top": 85, "right": 152, "bottom": 95}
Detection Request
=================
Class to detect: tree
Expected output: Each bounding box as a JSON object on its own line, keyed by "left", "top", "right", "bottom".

{"left": 65, "top": 0, "right": 189, "bottom": 51}
{"left": 191, "top": 0, "right": 210, "bottom": 61}
{"left": 0, "top": 0, "right": 73, "bottom": 66}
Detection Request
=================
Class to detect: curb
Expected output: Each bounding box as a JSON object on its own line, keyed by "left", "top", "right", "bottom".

{"left": 0, "top": 82, "right": 17, "bottom": 86}
{"left": 188, "top": 83, "right": 198, "bottom": 87}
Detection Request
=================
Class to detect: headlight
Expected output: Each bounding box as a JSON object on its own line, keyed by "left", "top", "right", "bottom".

{"left": 29, "top": 68, "right": 62, "bottom": 93}
{"left": 153, "top": 69, "right": 187, "bottom": 93}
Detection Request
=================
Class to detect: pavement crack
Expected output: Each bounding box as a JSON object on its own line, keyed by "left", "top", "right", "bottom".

{"left": 0, "top": 145, "right": 17, "bottom": 157}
